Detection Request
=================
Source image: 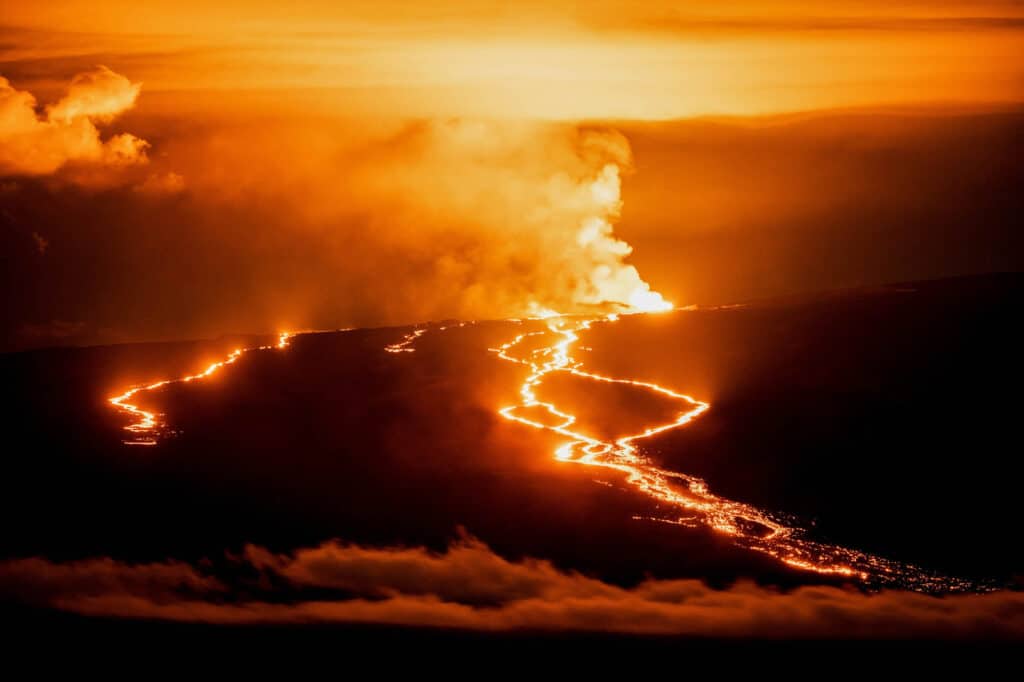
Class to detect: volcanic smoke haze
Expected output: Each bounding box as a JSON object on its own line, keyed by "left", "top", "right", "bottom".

{"left": 3, "top": 0, "right": 1024, "bottom": 650}
{"left": 3, "top": 94, "right": 674, "bottom": 348}
{"left": 3, "top": 64, "right": 1024, "bottom": 348}
{"left": 7, "top": 102, "right": 1024, "bottom": 351}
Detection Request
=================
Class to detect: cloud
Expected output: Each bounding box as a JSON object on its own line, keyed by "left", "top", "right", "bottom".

{"left": 0, "top": 555, "right": 222, "bottom": 604}
{"left": 0, "top": 66, "right": 148, "bottom": 177}
{"left": 243, "top": 536, "right": 620, "bottom": 605}
{"left": 3, "top": 537, "right": 1022, "bottom": 638}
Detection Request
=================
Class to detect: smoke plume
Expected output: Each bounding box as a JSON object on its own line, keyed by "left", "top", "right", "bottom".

{"left": 4, "top": 113, "right": 674, "bottom": 345}
{"left": 383, "top": 121, "right": 671, "bottom": 315}
{"left": 167, "top": 118, "right": 670, "bottom": 323}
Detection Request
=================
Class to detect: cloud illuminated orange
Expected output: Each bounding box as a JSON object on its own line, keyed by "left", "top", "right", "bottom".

{"left": 0, "top": 66, "right": 147, "bottom": 176}
{"left": 2, "top": 536, "right": 1022, "bottom": 638}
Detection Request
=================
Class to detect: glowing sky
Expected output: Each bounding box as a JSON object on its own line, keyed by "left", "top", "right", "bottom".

{"left": 4, "top": 1, "right": 1024, "bottom": 118}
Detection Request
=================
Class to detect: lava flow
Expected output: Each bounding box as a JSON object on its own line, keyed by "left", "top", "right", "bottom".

{"left": 478, "top": 312, "right": 980, "bottom": 592}
{"left": 105, "top": 312, "right": 974, "bottom": 591}
{"left": 385, "top": 328, "right": 427, "bottom": 353}
{"left": 108, "top": 331, "right": 292, "bottom": 445}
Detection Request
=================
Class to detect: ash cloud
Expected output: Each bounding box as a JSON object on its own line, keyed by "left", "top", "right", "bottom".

{"left": 3, "top": 537, "right": 1022, "bottom": 638}
{"left": 0, "top": 66, "right": 148, "bottom": 177}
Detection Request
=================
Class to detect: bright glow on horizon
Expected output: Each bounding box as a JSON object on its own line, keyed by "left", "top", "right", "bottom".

{"left": 3, "top": 2, "right": 1023, "bottom": 119}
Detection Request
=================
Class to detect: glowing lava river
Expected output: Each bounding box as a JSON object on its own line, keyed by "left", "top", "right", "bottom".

{"left": 109, "top": 331, "right": 292, "bottom": 445}
{"left": 485, "top": 312, "right": 980, "bottom": 592}
{"left": 106, "top": 315, "right": 979, "bottom": 592}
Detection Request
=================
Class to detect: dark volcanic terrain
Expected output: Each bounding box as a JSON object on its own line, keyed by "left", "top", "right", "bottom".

{"left": 3, "top": 273, "right": 1022, "bottom": 596}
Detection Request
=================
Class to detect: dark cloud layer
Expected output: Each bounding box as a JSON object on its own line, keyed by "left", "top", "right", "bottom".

{"left": 2, "top": 537, "right": 1022, "bottom": 638}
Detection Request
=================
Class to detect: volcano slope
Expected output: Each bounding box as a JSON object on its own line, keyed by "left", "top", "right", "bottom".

{"left": 2, "top": 273, "right": 1022, "bottom": 637}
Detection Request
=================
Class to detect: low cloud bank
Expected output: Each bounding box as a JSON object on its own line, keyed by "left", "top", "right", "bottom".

{"left": 2, "top": 537, "right": 1022, "bottom": 638}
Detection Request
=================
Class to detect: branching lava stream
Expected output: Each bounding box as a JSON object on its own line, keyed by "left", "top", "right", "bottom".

{"left": 106, "top": 316, "right": 978, "bottom": 592}
{"left": 480, "top": 312, "right": 980, "bottom": 592}
{"left": 109, "top": 332, "right": 292, "bottom": 445}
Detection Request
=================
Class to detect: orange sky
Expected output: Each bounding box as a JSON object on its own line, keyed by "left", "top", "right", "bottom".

{"left": 4, "top": 1, "right": 1024, "bottom": 118}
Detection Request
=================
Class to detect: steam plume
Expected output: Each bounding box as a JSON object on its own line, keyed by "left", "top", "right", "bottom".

{"left": 163, "top": 119, "right": 671, "bottom": 323}
{"left": 574, "top": 162, "right": 671, "bottom": 312}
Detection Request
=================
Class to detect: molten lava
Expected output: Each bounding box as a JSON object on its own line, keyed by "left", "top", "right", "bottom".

{"left": 103, "top": 313, "right": 976, "bottom": 592}
{"left": 384, "top": 328, "right": 427, "bottom": 353}
{"left": 478, "top": 312, "right": 977, "bottom": 591}
{"left": 108, "top": 331, "right": 292, "bottom": 445}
